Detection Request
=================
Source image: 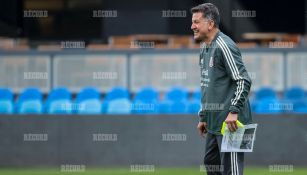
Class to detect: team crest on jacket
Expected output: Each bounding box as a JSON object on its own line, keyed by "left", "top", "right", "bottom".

{"left": 209, "top": 57, "right": 214, "bottom": 67}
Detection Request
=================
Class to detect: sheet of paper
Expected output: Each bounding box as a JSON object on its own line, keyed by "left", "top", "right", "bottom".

{"left": 221, "top": 124, "right": 257, "bottom": 152}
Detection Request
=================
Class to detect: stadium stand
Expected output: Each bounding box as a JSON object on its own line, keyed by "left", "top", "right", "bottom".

{"left": 45, "top": 87, "right": 72, "bottom": 114}
{"left": 187, "top": 99, "right": 200, "bottom": 114}
{"left": 186, "top": 89, "right": 201, "bottom": 114}
{"left": 292, "top": 100, "right": 307, "bottom": 113}
{"left": 284, "top": 86, "right": 305, "bottom": 101}
{"left": 107, "top": 98, "right": 132, "bottom": 114}
{"left": 158, "top": 87, "right": 189, "bottom": 114}
{"left": 165, "top": 87, "right": 188, "bottom": 101}
{"left": 254, "top": 87, "right": 277, "bottom": 100}
{"left": 0, "top": 88, "right": 14, "bottom": 114}
{"left": 131, "top": 87, "right": 159, "bottom": 114}
{"left": 254, "top": 98, "right": 283, "bottom": 114}
{"left": 102, "top": 87, "right": 130, "bottom": 114}
{"left": 76, "top": 87, "right": 101, "bottom": 114}
{"left": 104, "top": 87, "right": 130, "bottom": 101}
{"left": 0, "top": 86, "right": 306, "bottom": 114}
{"left": 15, "top": 87, "right": 43, "bottom": 114}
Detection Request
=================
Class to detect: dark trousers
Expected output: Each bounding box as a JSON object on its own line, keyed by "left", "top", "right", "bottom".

{"left": 204, "top": 133, "right": 244, "bottom": 175}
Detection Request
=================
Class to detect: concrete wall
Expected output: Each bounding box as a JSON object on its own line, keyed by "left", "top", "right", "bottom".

{"left": 0, "top": 114, "right": 306, "bottom": 167}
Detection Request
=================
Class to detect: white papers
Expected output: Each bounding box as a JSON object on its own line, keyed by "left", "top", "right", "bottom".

{"left": 221, "top": 124, "right": 257, "bottom": 152}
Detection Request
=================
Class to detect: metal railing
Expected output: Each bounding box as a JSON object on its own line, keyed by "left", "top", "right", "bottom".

{"left": 0, "top": 48, "right": 306, "bottom": 93}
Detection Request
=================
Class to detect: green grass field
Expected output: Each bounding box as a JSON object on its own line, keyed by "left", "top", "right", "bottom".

{"left": 0, "top": 167, "right": 306, "bottom": 175}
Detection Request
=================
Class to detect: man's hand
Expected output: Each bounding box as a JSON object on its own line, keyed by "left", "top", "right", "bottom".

{"left": 197, "top": 122, "right": 207, "bottom": 137}
{"left": 225, "top": 113, "right": 238, "bottom": 132}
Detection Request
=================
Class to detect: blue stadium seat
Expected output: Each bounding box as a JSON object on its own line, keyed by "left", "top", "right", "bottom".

{"left": 47, "top": 87, "right": 71, "bottom": 100}
{"left": 293, "top": 100, "right": 307, "bottom": 113}
{"left": 45, "top": 87, "right": 72, "bottom": 114}
{"left": 78, "top": 99, "right": 101, "bottom": 114}
{"left": 158, "top": 100, "right": 172, "bottom": 114}
{"left": 165, "top": 87, "right": 188, "bottom": 102}
{"left": 254, "top": 98, "right": 283, "bottom": 114}
{"left": 0, "top": 101, "right": 14, "bottom": 114}
{"left": 102, "top": 87, "right": 129, "bottom": 114}
{"left": 0, "top": 88, "right": 14, "bottom": 114}
{"left": 48, "top": 99, "right": 72, "bottom": 114}
{"left": 107, "top": 98, "right": 131, "bottom": 114}
{"left": 253, "top": 87, "right": 278, "bottom": 114}
{"left": 16, "top": 88, "right": 43, "bottom": 114}
{"left": 76, "top": 87, "right": 100, "bottom": 102}
{"left": 0, "top": 88, "right": 13, "bottom": 100}
{"left": 192, "top": 89, "right": 201, "bottom": 100}
{"left": 131, "top": 87, "right": 159, "bottom": 114}
{"left": 158, "top": 100, "right": 188, "bottom": 114}
{"left": 284, "top": 86, "right": 305, "bottom": 101}
{"left": 104, "top": 87, "right": 129, "bottom": 101}
{"left": 250, "top": 98, "right": 258, "bottom": 112}
{"left": 134, "top": 87, "right": 158, "bottom": 102}
{"left": 131, "top": 100, "right": 159, "bottom": 114}
{"left": 170, "top": 100, "right": 189, "bottom": 114}
{"left": 158, "top": 87, "right": 190, "bottom": 114}
{"left": 255, "top": 87, "right": 277, "bottom": 100}
{"left": 18, "top": 87, "right": 42, "bottom": 101}
{"left": 76, "top": 87, "right": 101, "bottom": 114}
{"left": 101, "top": 101, "right": 108, "bottom": 114}
{"left": 187, "top": 99, "right": 200, "bottom": 114}
{"left": 19, "top": 100, "right": 43, "bottom": 114}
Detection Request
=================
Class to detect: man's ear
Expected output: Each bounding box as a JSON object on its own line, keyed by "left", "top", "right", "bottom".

{"left": 208, "top": 21, "right": 215, "bottom": 30}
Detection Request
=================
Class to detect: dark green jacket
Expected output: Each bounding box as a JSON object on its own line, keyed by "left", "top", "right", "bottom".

{"left": 198, "top": 31, "right": 252, "bottom": 135}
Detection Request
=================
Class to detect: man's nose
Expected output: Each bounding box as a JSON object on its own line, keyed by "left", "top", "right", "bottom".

{"left": 191, "top": 24, "right": 195, "bottom": 30}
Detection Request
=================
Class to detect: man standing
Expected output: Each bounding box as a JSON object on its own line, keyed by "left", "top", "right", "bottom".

{"left": 191, "top": 3, "right": 252, "bottom": 175}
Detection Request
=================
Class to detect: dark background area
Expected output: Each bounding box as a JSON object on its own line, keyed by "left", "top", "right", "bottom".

{"left": 0, "top": 0, "right": 306, "bottom": 42}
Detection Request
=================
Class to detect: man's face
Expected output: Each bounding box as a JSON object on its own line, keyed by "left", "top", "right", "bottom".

{"left": 191, "top": 12, "right": 210, "bottom": 42}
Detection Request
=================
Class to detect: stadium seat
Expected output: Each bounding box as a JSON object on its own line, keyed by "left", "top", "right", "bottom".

{"left": 131, "top": 100, "right": 159, "bottom": 114}
{"left": 76, "top": 87, "right": 101, "bottom": 114}
{"left": 47, "top": 87, "right": 71, "bottom": 101}
{"left": 293, "top": 100, "right": 307, "bottom": 113}
{"left": 16, "top": 88, "right": 43, "bottom": 114}
{"left": 0, "top": 88, "right": 14, "bottom": 114}
{"left": 253, "top": 87, "right": 278, "bottom": 114}
{"left": 254, "top": 98, "right": 283, "bottom": 114}
{"left": 170, "top": 100, "right": 189, "bottom": 114}
{"left": 255, "top": 87, "right": 277, "bottom": 100}
{"left": 102, "top": 87, "right": 129, "bottom": 114}
{"left": 165, "top": 87, "right": 188, "bottom": 102}
{"left": 187, "top": 99, "right": 200, "bottom": 114}
{"left": 131, "top": 87, "right": 159, "bottom": 114}
{"left": 45, "top": 87, "right": 72, "bottom": 114}
{"left": 284, "top": 86, "right": 305, "bottom": 101}
{"left": 192, "top": 89, "right": 201, "bottom": 100}
{"left": 104, "top": 87, "right": 129, "bottom": 101}
{"left": 18, "top": 88, "right": 42, "bottom": 101}
{"left": 19, "top": 100, "right": 43, "bottom": 114}
{"left": 78, "top": 99, "right": 102, "bottom": 114}
{"left": 101, "top": 101, "right": 108, "bottom": 114}
{"left": 184, "top": 89, "right": 201, "bottom": 114}
{"left": 76, "top": 87, "right": 100, "bottom": 102}
{"left": 158, "top": 100, "right": 172, "bottom": 114}
{"left": 158, "top": 100, "right": 188, "bottom": 114}
{"left": 0, "top": 88, "right": 13, "bottom": 100}
{"left": 48, "top": 99, "right": 72, "bottom": 114}
{"left": 134, "top": 87, "right": 158, "bottom": 102}
{"left": 107, "top": 98, "right": 131, "bottom": 114}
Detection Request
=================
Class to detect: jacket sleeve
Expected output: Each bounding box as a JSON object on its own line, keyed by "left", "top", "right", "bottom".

{"left": 218, "top": 40, "right": 252, "bottom": 113}
{"left": 198, "top": 108, "right": 207, "bottom": 122}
